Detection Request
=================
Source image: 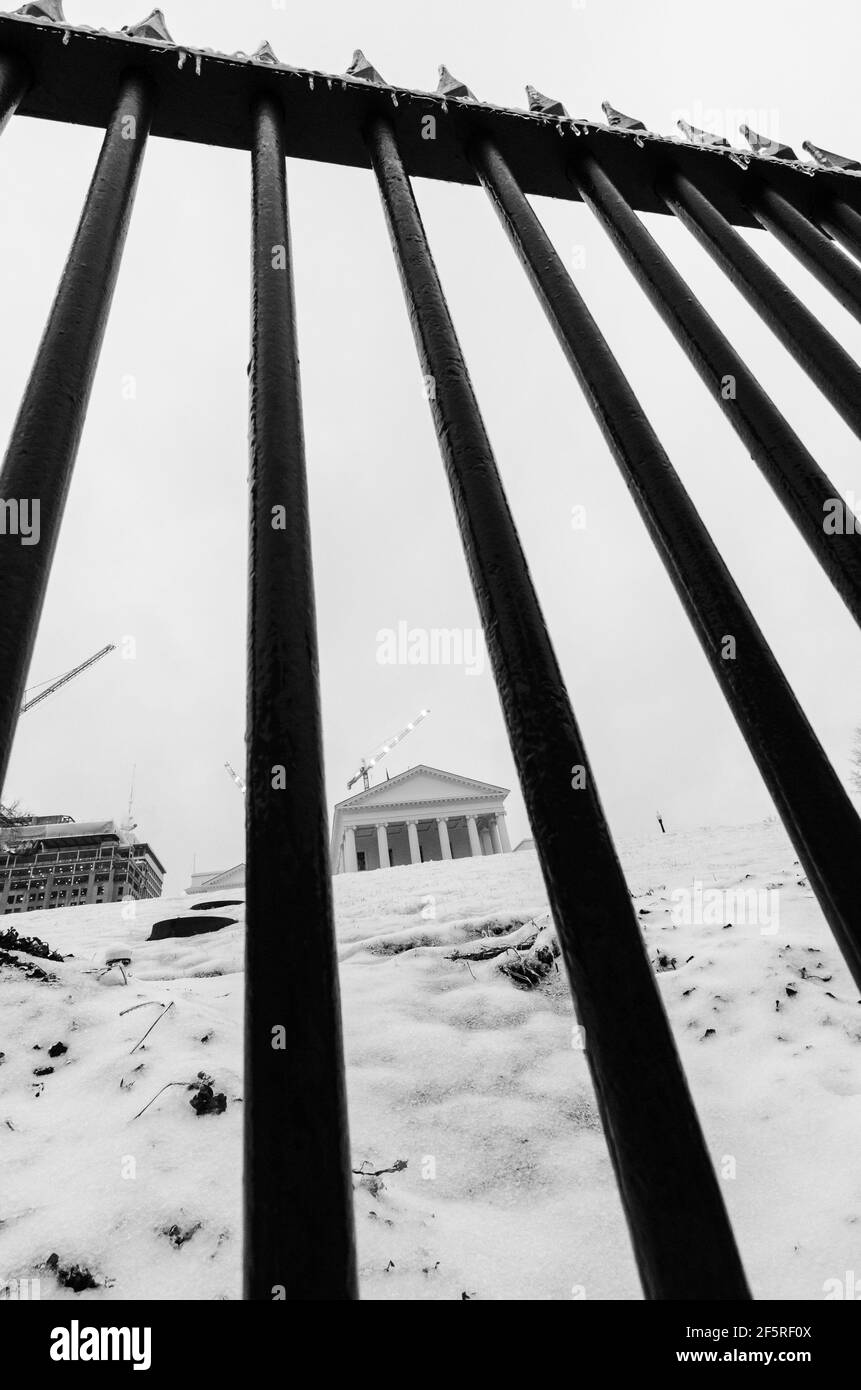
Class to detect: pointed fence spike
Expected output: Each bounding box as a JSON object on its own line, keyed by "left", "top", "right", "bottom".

{"left": 436, "top": 64, "right": 477, "bottom": 101}
{"left": 525, "top": 85, "right": 569, "bottom": 118}
{"left": 802, "top": 139, "right": 861, "bottom": 173}
{"left": 601, "top": 100, "right": 647, "bottom": 132}
{"left": 677, "top": 118, "right": 731, "bottom": 150}
{"left": 251, "top": 40, "right": 279, "bottom": 65}
{"left": 14, "top": 1, "right": 65, "bottom": 20}
{"left": 740, "top": 124, "right": 797, "bottom": 160}
{"left": 122, "top": 9, "right": 173, "bottom": 43}
{"left": 344, "top": 49, "right": 386, "bottom": 84}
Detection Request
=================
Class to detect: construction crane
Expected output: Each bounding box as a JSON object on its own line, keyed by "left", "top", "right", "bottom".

{"left": 224, "top": 760, "right": 247, "bottom": 796}
{"left": 347, "top": 708, "right": 430, "bottom": 792}
{"left": 20, "top": 643, "right": 116, "bottom": 714}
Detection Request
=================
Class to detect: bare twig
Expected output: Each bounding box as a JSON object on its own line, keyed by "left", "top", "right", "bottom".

{"left": 119, "top": 1000, "right": 164, "bottom": 1017}
{"left": 132, "top": 1080, "right": 185, "bottom": 1121}
{"left": 130, "top": 1000, "right": 174, "bottom": 1054}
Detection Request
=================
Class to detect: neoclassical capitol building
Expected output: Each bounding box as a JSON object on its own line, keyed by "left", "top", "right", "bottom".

{"left": 330, "top": 765, "right": 512, "bottom": 873}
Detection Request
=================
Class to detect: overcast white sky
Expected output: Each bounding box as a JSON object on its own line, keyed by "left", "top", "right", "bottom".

{"left": 2, "top": 0, "right": 860, "bottom": 893}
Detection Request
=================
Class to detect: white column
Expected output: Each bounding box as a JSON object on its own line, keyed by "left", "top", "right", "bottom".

{"left": 466, "top": 816, "right": 482, "bottom": 857}
{"left": 407, "top": 820, "right": 421, "bottom": 865}
{"left": 480, "top": 826, "right": 493, "bottom": 856}
{"left": 496, "top": 811, "right": 511, "bottom": 853}
{"left": 344, "top": 825, "right": 358, "bottom": 873}
{"left": 376, "top": 823, "right": 390, "bottom": 869}
{"left": 437, "top": 817, "right": 452, "bottom": 859}
{"left": 489, "top": 818, "right": 503, "bottom": 855}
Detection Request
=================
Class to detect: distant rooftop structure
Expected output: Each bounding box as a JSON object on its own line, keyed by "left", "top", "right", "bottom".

{"left": 0, "top": 814, "right": 165, "bottom": 915}
{"left": 186, "top": 864, "right": 246, "bottom": 896}
{"left": 1, "top": 812, "right": 74, "bottom": 826}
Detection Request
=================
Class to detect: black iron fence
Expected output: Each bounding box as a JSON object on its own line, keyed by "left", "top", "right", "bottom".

{"left": 1, "top": 4, "right": 860, "bottom": 1301}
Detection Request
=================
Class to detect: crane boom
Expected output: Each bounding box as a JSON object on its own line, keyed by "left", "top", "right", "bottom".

{"left": 225, "top": 760, "right": 247, "bottom": 795}
{"left": 20, "top": 643, "right": 116, "bottom": 714}
{"left": 347, "top": 708, "right": 430, "bottom": 791}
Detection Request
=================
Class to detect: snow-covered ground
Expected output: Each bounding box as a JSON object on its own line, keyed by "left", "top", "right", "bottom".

{"left": 1, "top": 818, "right": 859, "bottom": 1301}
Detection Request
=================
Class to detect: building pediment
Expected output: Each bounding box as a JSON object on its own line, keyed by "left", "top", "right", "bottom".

{"left": 187, "top": 863, "right": 246, "bottom": 894}
{"left": 335, "top": 765, "right": 508, "bottom": 810}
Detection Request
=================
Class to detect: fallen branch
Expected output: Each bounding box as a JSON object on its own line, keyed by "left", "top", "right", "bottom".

{"left": 447, "top": 917, "right": 541, "bottom": 962}
{"left": 352, "top": 1159, "right": 408, "bottom": 1178}
{"left": 499, "top": 919, "right": 560, "bottom": 989}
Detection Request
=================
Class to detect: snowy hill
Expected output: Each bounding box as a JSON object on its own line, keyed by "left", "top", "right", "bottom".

{"left": 1, "top": 819, "right": 859, "bottom": 1301}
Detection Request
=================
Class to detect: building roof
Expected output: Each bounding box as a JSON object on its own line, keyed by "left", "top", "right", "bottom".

{"left": 0, "top": 819, "right": 166, "bottom": 875}
{"left": 186, "top": 863, "right": 246, "bottom": 895}
{"left": 5, "top": 819, "right": 122, "bottom": 841}
{"left": 334, "top": 764, "right": 509, "bottom": 811}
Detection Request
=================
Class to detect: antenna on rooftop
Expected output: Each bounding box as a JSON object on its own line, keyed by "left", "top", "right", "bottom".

{"left": 122, "top": 765, "right": 137, "bottom": 833}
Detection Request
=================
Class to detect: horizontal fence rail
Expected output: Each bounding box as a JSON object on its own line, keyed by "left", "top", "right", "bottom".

{"left": 1, "top": 3, "right": 860, "bottom": 1303}
{"left": 1, "top": 12, "right": 861, "bottom": 223}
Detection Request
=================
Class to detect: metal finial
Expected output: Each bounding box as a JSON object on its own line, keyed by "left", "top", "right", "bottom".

{"left": 526, "top": 85, "right": 569, "bottom": 119}
{"left": 251, "top": 40, "right": 279, "bottom": 65}
{"left": 602, "top": 100, "right": 647, "bottom": 132}
{"left": 344, "top": 49, "right": 386, "bottom": 85}
{"left": 677, "top": 118, "right": 731, "bottom": 150}
{"left": 437, "top": 65, "right": 477, "bottom": 101}
{"left": 122, "top": 9, "right": 173, "bottom": 43}
{"left": 739, "top": 124, "right": 797, "bottom": 160}
{"left": 802, "top": 139, "right": 861, "bottom": 173}
{"left": 13, "top": 1, "right": 65, "bottom": 20}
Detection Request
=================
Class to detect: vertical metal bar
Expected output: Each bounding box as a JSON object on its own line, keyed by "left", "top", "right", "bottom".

{"left": 473, "top": 135, "right": 861, "bottom": 998}
{"left": 0, "top": 50, "right": 29, "bottom": 135}
{"left": 564, "top": 151, "right": 861, "bottom": 632}
{"left": 0, "top": 70, "right": 153, "bottom": 794}
{"left": 366, "top": 114, "right": 750, "bottom": 1302}
{"left": 749, "top": 182, "right": 861, "bottom": 323}
{"left": 661, "top": 170, "right": 861, "bottom": 441}
{"left": 817, "top": 196, "right": 861, "bottom": 266}
{"left": 245, "top": 93, "right": 357, "bottom": 1302}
